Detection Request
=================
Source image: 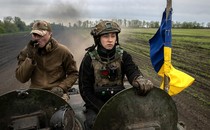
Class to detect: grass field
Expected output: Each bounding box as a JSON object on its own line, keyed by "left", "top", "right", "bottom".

{"left": 119, "top": 28, "right": 210, "bottom": 105}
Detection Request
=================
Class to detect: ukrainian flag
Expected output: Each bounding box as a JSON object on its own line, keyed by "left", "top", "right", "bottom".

{"left": 149, "top": 8, "right": 195, "bottom": 96}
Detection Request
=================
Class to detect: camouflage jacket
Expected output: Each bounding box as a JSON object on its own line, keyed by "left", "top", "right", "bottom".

{"left": 16, "top": 38, "right": 78, "bottom": 91}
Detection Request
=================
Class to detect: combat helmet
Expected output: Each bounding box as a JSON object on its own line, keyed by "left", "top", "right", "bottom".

{"left": 86, "top": 21, "right": 121, "bottom": 51}
{"left": 91, "top": 21, "right": 121, "bottom": 37}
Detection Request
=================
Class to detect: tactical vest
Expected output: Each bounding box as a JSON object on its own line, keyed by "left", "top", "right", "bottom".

{"left": 88, "top": 46, "right": 124, "bottom": 93}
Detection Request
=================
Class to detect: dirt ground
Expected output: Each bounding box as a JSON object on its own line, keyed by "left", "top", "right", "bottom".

{"left": 0, "top": 30, "right": 209, "bottom": 130}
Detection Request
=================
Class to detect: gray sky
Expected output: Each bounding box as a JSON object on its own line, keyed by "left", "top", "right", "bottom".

{"left": 0, "top": 0, "right": 210, "bottom": 25}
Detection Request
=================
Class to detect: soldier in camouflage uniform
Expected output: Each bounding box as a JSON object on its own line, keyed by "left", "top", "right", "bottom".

{"left": 16, "top": 20, "right": 78, "bottom": 100}
{"left": 79, "top": 20, "right": 153, "bottom": 129}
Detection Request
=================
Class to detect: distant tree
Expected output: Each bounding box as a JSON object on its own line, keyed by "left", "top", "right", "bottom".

{"left": 68, "top": 22, "right": 72, "bottom": 28}
{"left": 150, "top": 21, "right": 159, "bottom": 28}
{"left": 207, "top": 22, "right": 210, "bottom": 28}
{"left": 123, "top": 19, "right": 127, "bottom": 27}
{"left": 89, "top": 21, "right": 95, "bottom": 27}
{"left": 77, "top": 20, "right": 82, "bottom": 28}
{"left": 117, "top": 19, "right": 123, "bottom": 27}
{"left": 50, "top": 22, "right": 66, "bottom": 30}
{"left": 82, "top": 20, "right": 89, "bottom": 28}
{"left": 4, "top": 16, "right": 13, "bottom": 22}
{"left": 173, "top": 21, "right": 182, "bottom": 28}
{"left": 73, "top": 23, "right": 78, "bottom": 28}
{"left": 138, "top": 21, "right": 142, "bottom": 28}
{"left": 130, "top": 20, "right": 140, "bottom": 28}
{"left": 0, "top": 20, "right": 5, "bottom": 33}
{"left": 3, "top": 16, "right": 18, "bottom": 33}
{"left": 141, "top": 20, "right": 145, "bottom": 28}
{"left": 145, "top": 21, "right": 150, "bottom": 28}
{"left": 14, "top": 17, "right": 28, "bottom": 31}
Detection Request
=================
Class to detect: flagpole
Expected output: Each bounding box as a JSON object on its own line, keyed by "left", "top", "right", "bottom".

{"left": 166, "top": 0, "right": 172, "bottom": 20}
{"left": 164, "top": 0, "right": 172, "bottom": 93}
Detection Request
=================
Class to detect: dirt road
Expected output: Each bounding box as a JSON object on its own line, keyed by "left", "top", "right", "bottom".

{"left": 0, "top": 30, "right": 209, "bottom": 130}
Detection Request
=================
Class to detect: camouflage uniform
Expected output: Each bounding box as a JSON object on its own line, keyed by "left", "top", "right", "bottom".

{"left": 79, "top": 20, "right": 144, "bottom": 129}
{"left": 16, "top": 21, "right": 78, "bottom": 93}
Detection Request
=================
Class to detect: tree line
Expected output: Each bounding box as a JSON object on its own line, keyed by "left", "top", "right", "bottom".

{"left": 0, "top": 16, "right": 210, "bottom": 34}
{"left": 71, "top": 19, "right": 210, "bottom": 29}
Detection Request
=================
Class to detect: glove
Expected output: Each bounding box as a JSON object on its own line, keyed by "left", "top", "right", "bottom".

{"left": 51, "top": 87, "right": 64, "bottom": 97}
{"left": 27, "top": 40, "right": 38, "bottom": 61}
{"left": 132, "top": 76, "right": 154, "bottom": 95}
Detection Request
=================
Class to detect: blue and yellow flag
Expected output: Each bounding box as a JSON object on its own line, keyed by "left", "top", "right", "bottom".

{"left": 149, "top": 8, "right": 195, "bottom": 96}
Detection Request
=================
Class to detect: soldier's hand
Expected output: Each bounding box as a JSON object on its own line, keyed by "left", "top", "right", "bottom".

{"left": 51, "top": 87, "right": 64, "bottom": 97}
{"left": 27, "top": 40, "right": 38, "bottom": 59}
{"left": 132, "top": 76, "right": 154, "bottom": 95}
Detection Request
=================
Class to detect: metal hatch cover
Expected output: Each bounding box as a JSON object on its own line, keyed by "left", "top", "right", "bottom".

{"left": 0, "top": 88, "right": 75, "bottom": 130}
{"left": 93, "top": 87, "right": 178, "bottom": 130}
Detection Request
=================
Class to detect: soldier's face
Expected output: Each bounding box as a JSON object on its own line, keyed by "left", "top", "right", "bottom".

{"left": 100, "top": 33, "right": 117, "bottom": 50}
{"left": 32, "top": 31, "right": 52, "bottom": 48}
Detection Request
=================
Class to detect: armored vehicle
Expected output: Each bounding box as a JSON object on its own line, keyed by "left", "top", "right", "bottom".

{"left": 0, "top": 83, "right": 182, "bottom": 130}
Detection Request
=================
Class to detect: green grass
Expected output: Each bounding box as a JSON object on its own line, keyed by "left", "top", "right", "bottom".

{"left": 119, "top": 28, "right": 210, "bottom": 106}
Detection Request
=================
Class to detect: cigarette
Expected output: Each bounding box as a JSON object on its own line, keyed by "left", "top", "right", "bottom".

{"left": 34, "top": 42, "right": 39, "bottom": 47}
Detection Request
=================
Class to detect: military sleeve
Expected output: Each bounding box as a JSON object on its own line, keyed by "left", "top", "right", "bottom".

{"left": 58, "top": 46, "right": 78, "bottom": 91}
{"left": 15, "top": 47, "right": 36, "bottom": 83}
{"left": 79, "top": 53, "right": 104, "bottom": 112}
{"left": 122, "top": 51, "right": 143, "bottom": 84}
